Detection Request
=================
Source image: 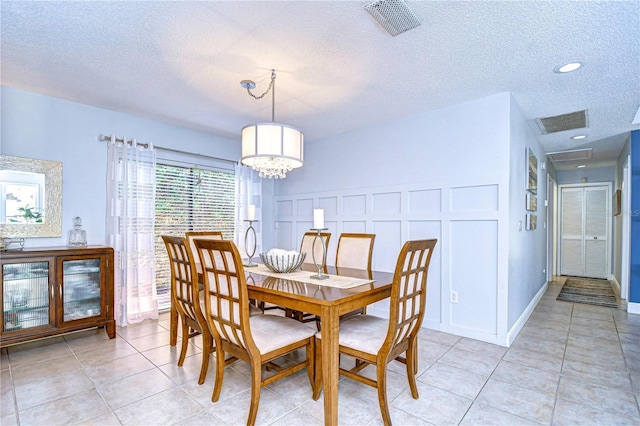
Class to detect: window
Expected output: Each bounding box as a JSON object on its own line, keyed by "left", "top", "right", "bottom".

{"left": 154, "top": 163, "right": 236, "bottom": 310}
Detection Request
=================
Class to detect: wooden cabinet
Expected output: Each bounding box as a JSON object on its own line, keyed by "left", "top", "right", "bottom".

{"left": 1, "top": 246, "right": 115, "bottom": 347}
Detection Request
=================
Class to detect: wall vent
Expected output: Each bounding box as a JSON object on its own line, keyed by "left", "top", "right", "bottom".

{"left": 537, "top": 110, "right": 588, "bottom": 134}
{"left": 365, "top": 0, "right": 421, "bottom": 37}
{"left": 547, "top": 148, "right": 593, "bottom": 162}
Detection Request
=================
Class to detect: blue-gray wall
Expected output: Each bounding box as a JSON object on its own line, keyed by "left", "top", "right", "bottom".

{"left": 630, "top": 130, "right": 640, "bottom": 304}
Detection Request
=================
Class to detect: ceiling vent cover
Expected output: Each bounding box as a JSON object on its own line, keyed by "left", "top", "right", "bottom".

{"left": 537, "top": 110, "right": 588, "bottom": 134}
{"left": 547, "top": 148, "right": 593, "bottom": 162}
{"left": 365, "top": 0, "right": 421, "bottom": 37}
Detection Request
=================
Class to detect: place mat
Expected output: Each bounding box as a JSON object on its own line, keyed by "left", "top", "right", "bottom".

{"left": 248, "top": 264, "right": 374, "bottom": 289}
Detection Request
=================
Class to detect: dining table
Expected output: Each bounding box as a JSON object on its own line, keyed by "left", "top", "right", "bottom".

{"left": 169, "top": 261, "right": 395, "bottom": 425}
{"left": 245, "top": 264, "right": 395, "bottom": 425}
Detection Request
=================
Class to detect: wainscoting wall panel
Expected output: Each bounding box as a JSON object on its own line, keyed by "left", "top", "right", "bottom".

{"left": 450, "top": 220, "right": 498, "bottom": 334}
{"left": 272, "top": 177, "right": 504, "bottom": 343}
{"left": 343, "top": 194, "right": 367, "bottom": 215}
{"left": 408, "top": 189, "right": 442, "bottom": 213}
{"left": 342, "top": 221, "right": 367, "bottom": 233}
{"left": 372, "top": 191, "right": 402, "bottom": 214}
{"left": 450, "top": 184, "right": 499, "bottom": 212}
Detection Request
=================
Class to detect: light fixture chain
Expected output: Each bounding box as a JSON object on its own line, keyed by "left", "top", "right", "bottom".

{"left": 245, "top": 70, "right": 276, "bottom": 100}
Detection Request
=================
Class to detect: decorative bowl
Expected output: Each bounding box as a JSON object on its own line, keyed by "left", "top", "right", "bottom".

{"left": 259, "top": 249, "right": 306, "bottom": 273}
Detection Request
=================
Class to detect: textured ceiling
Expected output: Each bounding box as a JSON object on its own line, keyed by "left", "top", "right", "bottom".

{"left": 2, "top": 1, "right": 639, "bottom": 170}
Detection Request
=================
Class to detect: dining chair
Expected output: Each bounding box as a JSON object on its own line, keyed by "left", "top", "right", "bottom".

{"left": 194, "top": 239, "right": 316, "bottom": 425}
{"left": 335, "top": 232, "right": 375, "bottom": 271}
{"left": 335, "top": 233, "right": 376, "bottom": 320}
{"left": 162, "top": 235, "right": 213, "bottom": 385}
{"left": 313, "top": 239, "right": 438, "bottom": 426}
{"left": 288, "top": 231, "right": 332, "bottom": 324}
{"left": 167, "top": 231, "right": 224, "bottom": 346}
{"left": 300, "top": 231, "right": 331, "bottom": 272}
{"left": 185, "top": 231, "right": 223, "bottom": 258}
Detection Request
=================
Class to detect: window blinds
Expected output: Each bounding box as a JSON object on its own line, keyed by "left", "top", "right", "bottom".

{"left": 154, "top": 163, "right": 236, "bottom": 310}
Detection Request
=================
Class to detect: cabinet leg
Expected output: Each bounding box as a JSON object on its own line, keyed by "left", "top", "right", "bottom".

{"left": 105, "top": 320, "right": 116, "bottom": 339}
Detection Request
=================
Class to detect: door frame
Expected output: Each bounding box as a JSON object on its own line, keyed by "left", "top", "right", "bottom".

{"left": 546, "top": 173, "right": 557, "bottom": 282}
{"left": 621, "top": 156, "right": 631, "bottom": 300}
{"left": 558, "top": 182, "right": 612, "bottom": 279}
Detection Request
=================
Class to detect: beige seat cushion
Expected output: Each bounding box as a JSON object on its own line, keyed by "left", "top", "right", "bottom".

{"left": 250, "top": 314, "right": 316, "bottom": 354}
{"left": 317, "top": 314, "right": 388, "bottom": 355}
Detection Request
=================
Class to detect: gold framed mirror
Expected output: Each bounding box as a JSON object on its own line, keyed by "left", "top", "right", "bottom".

{"left": 0, "top": 155, "right": 62, "bottom": 238}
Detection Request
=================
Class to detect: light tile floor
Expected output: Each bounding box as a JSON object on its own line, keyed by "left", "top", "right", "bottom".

{"left": 1, "top": 280, "right": 639, "bottom": 425}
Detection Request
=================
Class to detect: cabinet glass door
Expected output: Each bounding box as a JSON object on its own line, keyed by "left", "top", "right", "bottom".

{"left": 2, "top": 262, "right": 50, "bottom": 331}
{"left": 62, "top": 259, "right": 102, "bottom": 321}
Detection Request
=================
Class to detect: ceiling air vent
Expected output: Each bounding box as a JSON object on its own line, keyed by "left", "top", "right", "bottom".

{"left": 547, "top": 148, "right": 593, "bottom": 162}
{"left": 537, "top": 110, "right": 588, "bottom": 134}
{"left": 365, "top": 0, "right": 421, "bottom": 37}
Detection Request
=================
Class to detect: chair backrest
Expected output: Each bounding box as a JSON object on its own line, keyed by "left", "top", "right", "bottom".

{"left": 186, "top": 231, "right": 223, "bottom": 263}
{"left": 194, "top": 239, "right": 256, "bottom": 353}
{"left": 300, "top": 232, "right": 331, "bottom": 269}
{"left": 162, "top": 235, "right": 202, "bottom": 323}
{"left": 335, "top": 233, "right": 375, "bottom": 270}
{"left": 299, "top": 232, "right": 331, "bottom": 269}
{"left": 385, "top": 239, "right": 437, "bottom": 352}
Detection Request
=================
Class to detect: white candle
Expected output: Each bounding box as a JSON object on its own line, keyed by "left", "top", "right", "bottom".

{"left": 247, "top": 204, "right": 256, "bottom": 221}
{"left": 313, "top": 208, "right": 324, "bottom": 229}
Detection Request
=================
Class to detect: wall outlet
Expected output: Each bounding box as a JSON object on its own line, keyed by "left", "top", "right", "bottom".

{"left": 274, "top": 222, "right": 279, "bottom": 229}
{"left": 450, "top": 291, "right": 459, "bottom": 304}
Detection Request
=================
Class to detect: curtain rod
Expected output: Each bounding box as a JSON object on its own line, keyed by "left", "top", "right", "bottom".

{"left": 98, "top": 134, "right": 238, "bottom": 165}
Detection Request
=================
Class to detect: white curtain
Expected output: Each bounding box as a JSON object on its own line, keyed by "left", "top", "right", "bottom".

{"left": 106, "top": 136, "right": 158, "bottom": 326}
{"left": 235, "top": 165, "right": 262, "bottom": 257}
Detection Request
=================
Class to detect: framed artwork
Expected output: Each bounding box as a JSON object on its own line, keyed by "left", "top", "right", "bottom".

{"left": 526, "top": 213, "right": 537, "bottom": 230}
{"left": 526, "top": 193, "right": 537, "bottom": 211}
{"left": 526, "top": 147, "right": 538, "bottom": 194}
{"left": 613, "top": 189, "right": 621, "bottom": 216}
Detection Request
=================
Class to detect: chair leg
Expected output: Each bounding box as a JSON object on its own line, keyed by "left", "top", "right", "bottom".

{"left": 406, "top": 339, "right": 419, "bottom": 399}
{"left": 312, "top": 338, "right": 322, "bottom": 400}
{"left": 211, "top": 346, "right": 225, "bottom": 402}
{"left": 170, "top": 301, "right": 178, "bottom": 346}
{"left": 247, "top": 360, "right": 262, "bottom": 426}
{"left": 376, "top": 360, "right": 392, "bottom": 426}
{"left": 198, "top": 330, "right": 212, "bottom": 385}
{"left": 178, "top": 321, "right": 189, "bottom": 366}
{"left": 306, "top": 337, "right": 315, "bottom": 389}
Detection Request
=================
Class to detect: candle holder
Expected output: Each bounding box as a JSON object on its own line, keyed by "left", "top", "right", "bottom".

{"left": 243, "top": 220, "right": 258, "bottom": 267}
{"left": 310, "top": 228, "right": 329, "bottom": 280}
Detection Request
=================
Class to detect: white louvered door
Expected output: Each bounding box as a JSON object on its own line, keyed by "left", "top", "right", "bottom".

{"left": 559, "top": 184, "right": 610, "bottom": 278}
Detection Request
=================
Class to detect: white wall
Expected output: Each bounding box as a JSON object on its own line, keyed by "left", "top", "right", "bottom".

{"left": 1, "top": 86, "right": 239, "bottom": 248}
{"left": 270, "top": 92, "right": 546, "bottom": 346}
{"left": 506, "top": 98, "right": 549, "bottom": 337}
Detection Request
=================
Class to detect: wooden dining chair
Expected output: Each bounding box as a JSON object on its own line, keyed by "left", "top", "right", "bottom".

{"left": 313, "top": 239, "right": 437, "bottom": 426}
{"left": 300, "top": 231, "right": 331, "bottom": 272}
{"left": 335, "top": 233, "right": 376, "bottom": 320}
{"left": 195, "top": 239, "right": 316, "bottom": 426}
{"left": 185, "top": 231, "right": 224, "bottom": 259}
{"left": 162, "top": 235, "right": 213, "bottom": 385}
{"left": 168, "top": 231, "right": 224, "bottom": 346}
{"left": 287, "top": 231, "right": 332, "bottom": 325}
{"left": 335, "top": 233, "right": 375, "bottom": 271}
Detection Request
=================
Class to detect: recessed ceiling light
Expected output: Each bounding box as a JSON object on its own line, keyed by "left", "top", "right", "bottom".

{"left": 554, "top": 61, "right": 582, "bottom": 73}
{"left": 571, "top": 135, "right": 587, "bottom": 140}
{"left": 576, "top": 164, "right": 587, "bottom": 168}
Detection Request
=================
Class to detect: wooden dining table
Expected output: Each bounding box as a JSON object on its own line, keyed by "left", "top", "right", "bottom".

{"left": 246, "top": 264, "right": 394, "bottom": 425}
{"left": 169, "top": 262, "right": 394, "bottom": 425}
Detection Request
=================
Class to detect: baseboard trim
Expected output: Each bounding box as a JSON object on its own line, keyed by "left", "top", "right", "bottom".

{"left": 628, "top": 302, "right": 640, "bottom": 315}
{"left": 506, "top": 281, "right": 549, "bottom": 347}
{"left": 610, "top": 274, "right": 621, "bottom": 297}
